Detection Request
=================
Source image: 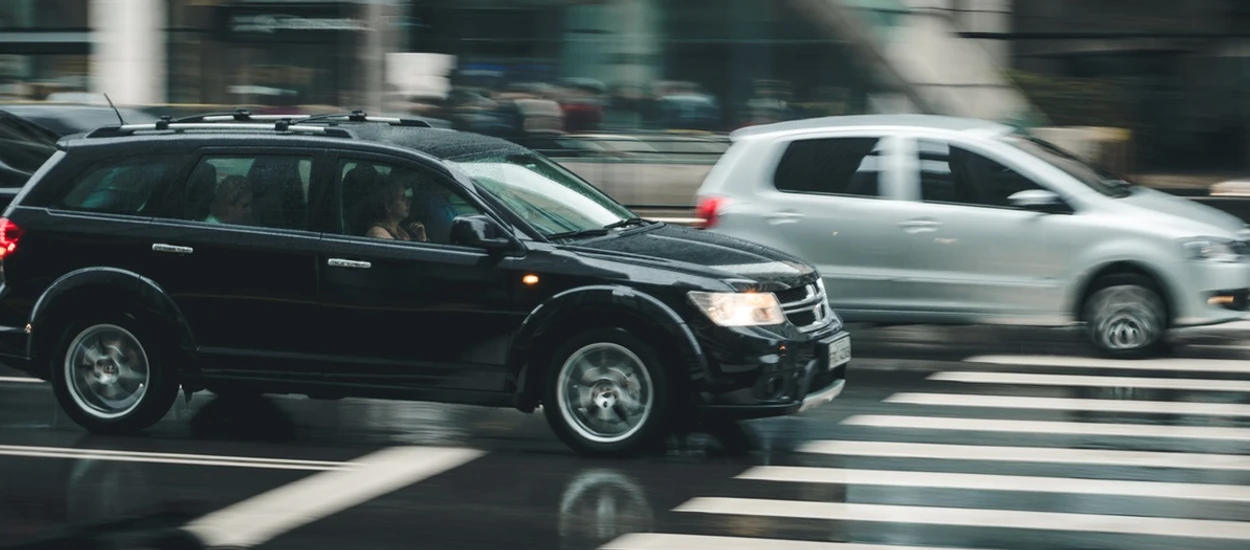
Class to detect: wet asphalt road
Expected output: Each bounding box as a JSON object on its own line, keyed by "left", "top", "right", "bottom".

{"left": 3, "top": 323, "right": 1250, "bottom": 550}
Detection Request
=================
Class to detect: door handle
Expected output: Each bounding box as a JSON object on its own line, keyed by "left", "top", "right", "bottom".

{"left": 898, "top": 219, "right": 942, "bottom": 234}
{"left": 152, "top": 243, "right": 194, "bottom": 255}
{"left": 327, "top": 258, "right": 371, "bottom": 269}
{"left": 766, "top": 210, "right": 804, "bottom": 224}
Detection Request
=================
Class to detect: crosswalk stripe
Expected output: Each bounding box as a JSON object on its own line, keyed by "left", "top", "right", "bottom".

{"left": 674, "top": 498, "right": 1250, "bottom": 540}
{"left": 963, "top": 354, "right": 1250, "bottom": 373}
{"left": 885, "top": 392, "right": 1250, "bottom": 416}
{"left": 738, "top": 465, "right": 1250, "bottom": 502}
{"left": 797, "top": 440, "right": 1250, "bottom": 471}
{"left": 600, "top": 533, "right": 986, "bottom": 550}
{"left": 930, "top": 371, "right": 1250, "bottom": 392}
{"left": 842, "top": 414, "right": 1250, "bottom": 441}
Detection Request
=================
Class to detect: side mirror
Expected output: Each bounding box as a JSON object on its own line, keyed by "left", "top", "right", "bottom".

{"left": 450, "top": 214, "right": 518, "bottom": 252}
{"left": 1008, "top": 189, "right": 1068, "bottom": 213}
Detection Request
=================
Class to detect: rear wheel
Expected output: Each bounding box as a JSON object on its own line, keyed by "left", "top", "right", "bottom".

{"left": 1083, "top": 274, "right": 1168, "bottom": 358}
{"left": 50, "top": 315, "right": 180, "bottom": 434}
{"left": 543, "top": 328, "right": 670, "bottom": 457}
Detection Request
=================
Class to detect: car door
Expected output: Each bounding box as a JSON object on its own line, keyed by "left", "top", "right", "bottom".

{"left": 746, "top": 132, "right": 920, "bottom": 316}
{"left": 315, "top": 152, "right": 529, "bottom": 394}
{"left": 143, "top": 147, "right": 329, "bottom": 379}
{"left": 890, "top": 136, "right": 1078, "bottom": 321}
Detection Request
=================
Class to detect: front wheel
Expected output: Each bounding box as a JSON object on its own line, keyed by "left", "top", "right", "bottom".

{"left": 50, "top": 316, "right": 180, "bottom": 434}
{"left": 1083, "top": 274, "right": 1168, "bottom": 358}
{"left": 543, "top": 328, "right": 671, "bottom": 457}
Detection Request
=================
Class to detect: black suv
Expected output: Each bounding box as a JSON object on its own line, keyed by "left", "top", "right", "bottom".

{"left": 0, "top": 111, "right": 850, "bottom": 456}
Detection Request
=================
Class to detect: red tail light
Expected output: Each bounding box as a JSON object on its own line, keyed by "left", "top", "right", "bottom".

{"left": 694, "top": 196, "right": 729, "bottom": 229}
{"left": 0, "top": 218, "right": 22, "bottom": 259}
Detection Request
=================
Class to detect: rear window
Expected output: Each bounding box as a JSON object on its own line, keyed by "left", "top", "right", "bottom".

{"left": 51, "top": 155, "right": 183, "bottom": 216}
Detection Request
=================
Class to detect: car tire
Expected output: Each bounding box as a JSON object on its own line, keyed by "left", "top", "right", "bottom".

{"left": 50, "top": 315, "right": 180, "bottom": 434}
{"left": 1083, "top": 274, "right": 1168, "bottom": 358}
{"left": 543, "top": 327, "right": 671, "bottom": 457}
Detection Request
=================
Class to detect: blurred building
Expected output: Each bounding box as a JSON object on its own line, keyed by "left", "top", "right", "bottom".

{"left": 2, "top": 0, "right": 1249, "bottom": 172}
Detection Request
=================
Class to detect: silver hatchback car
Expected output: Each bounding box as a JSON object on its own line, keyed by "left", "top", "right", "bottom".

{"left": 695, "top": 115, "right": 1250, "bottom": 357}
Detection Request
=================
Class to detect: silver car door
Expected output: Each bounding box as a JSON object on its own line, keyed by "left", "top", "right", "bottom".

{"left": 894, "top": 136, "right": 1075, "bottom": 322}
{"left": 748, "top": 133, "right": 917, "bottom": 317}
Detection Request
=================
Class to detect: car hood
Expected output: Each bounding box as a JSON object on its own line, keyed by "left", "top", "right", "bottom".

{"left": 565, "top": 223, "right": 817, "bottom": 288}
{"left": 1117, "top": 187, "right": 1246, "bottom": 235}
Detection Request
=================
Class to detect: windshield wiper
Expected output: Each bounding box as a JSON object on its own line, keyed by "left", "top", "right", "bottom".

{"left": 546, "top": 227, "right": 610, "bottom": 241}
{"left": 547, "top": 218, "right": 652, "bottom": 241}
{"left": 602, "top": 217, "right": 652, "bottom": 231}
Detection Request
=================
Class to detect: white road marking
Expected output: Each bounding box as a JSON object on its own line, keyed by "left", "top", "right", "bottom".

{"left": 930, "top": 371, "right": 1250, "bottom": 392}
{"left": 842, "top": 415, "right": 1250, "bottom": 441}
{"left": 601, "top": 533, "right": 986, "bottom": 550}
{"left": 675, "top": 498, "right": 1250, "bottom": 540}
{"left": 0, "top": 444, "right": 349, "bottom": 470}
{"left": 963, "top": 355, "right": 1250, "bottom": 373}
{"left": 739, "top": 465, "right": 1250, "bottom": 503}
{"left": 798, "top": 440, "right": 1250, "bottom": 471}
{"left": 183, "top": 445, "right": 484, "bottom": 548}
{"left": 0, "top": 376, "right": 42, "bottom": 383}
{"left": 885, "top": 392, "right": 1250, "bottom": 416}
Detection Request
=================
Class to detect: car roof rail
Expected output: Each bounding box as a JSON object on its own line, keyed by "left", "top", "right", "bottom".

{"left": 172, "top": 108, "right": 432, "bottom": 128}
{"left": 301, "top": 110, "right": 432, "bottom": 128}
{"left": 84, "top": 118, "right": 353, "bottom": 138}
{"left": 174, "top": 108, "right": 312, "bottom": 123}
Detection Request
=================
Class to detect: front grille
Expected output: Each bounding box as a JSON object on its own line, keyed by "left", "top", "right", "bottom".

{"left": 777, "top": 282, "right": 836, "bottom": 332}
{"left": 774, "top": 285, "right": 811, "bottom": 304}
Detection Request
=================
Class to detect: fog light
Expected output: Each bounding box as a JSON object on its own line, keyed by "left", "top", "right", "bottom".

{"left": 1209, "top": 295, "right": 1236, "bottom": 305}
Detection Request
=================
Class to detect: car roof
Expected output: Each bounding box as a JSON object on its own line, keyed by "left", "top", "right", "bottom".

{"left": 339, "top": 124, "right": 531, "bottom": 161}
{"left": 59, "top": 121, "right": 534, "bottom": 163}
{"left": 730, "top": 114, "right": 1015, "bottom": 140}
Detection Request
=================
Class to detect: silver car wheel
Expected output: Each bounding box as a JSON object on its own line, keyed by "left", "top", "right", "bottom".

{"left": 555, "top": 342, "right": 654, "bottom": 444}
{"left": 1088, "top": 284, "right": 1164, "bottom": 351}
{"left": 64, "top": 324, "right": 150, "bottom": 420}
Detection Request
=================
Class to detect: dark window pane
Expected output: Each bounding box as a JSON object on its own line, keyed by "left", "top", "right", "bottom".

{"left": 917, "top": 140, "right": 1042, "bottom": 207}
{"left": 773, "top": 137, "right": 882, "bottom": 197}
{"left": 183, "top": 155, "right": 313, "bottom": 230}
{"left": 337, "top": 159, "right": 481, "bottom": 245}
{"left": 54, "top": 155, "right": 181, "bottom": 215}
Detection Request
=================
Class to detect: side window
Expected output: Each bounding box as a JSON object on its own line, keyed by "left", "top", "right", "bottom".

{"left": 337, "top": 159, "right": 483, "bottom": 245}
{"left": 773, "top": 137, "right": 883, "bottom": 198}
{"left": 52, "top": 155, "right": 182, "bottom": 216}
{"left": 182, "top": 154, "right": 313, "bottom": 230}
{"left": 918, "top": 140, "right": 1045, "bottom": 208}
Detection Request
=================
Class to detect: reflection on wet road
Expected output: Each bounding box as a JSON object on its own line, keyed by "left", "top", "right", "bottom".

{"left": 2, "top": 323, "right": 1250, "bottom": 549}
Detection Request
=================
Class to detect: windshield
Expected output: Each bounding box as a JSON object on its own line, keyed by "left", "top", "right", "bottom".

{"left": 449, "top": 153, "right": 635, "bottom": 237}
{"left": 1000, "top": 134, "right": 1131, "bottom": 198}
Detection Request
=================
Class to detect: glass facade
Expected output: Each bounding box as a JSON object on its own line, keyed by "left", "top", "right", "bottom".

{"left": 159, "top": 0, "right": 884, "bottom": 133}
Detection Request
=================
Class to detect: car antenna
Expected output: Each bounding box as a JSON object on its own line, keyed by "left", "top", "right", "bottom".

{"left": 102, "top": 93, "right": 127, "bottom": 125}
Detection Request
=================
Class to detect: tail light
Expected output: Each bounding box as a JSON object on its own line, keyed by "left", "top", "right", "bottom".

{"left": 0, "top": 217, "right": 22, "bottom": 259}
{"left": 694, "top": 196, "right": 730, "bottom": 229}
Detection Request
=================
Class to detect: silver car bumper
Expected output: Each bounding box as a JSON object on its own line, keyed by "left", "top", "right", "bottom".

{"left": 798, "top": 379, "right": 846, "bottom": 414}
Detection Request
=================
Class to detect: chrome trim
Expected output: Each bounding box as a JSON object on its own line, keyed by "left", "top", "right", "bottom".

{"left": 798, "top": 379, "right": 846, "bottom": 414}
{"left": 119, "top": 122, "right": 334, "bottom": 134}
{"left": 152, "top": 243, "right": 193, "bottom": 255}
{"left": 327, "top": 258, "right": 371, "bottom": 269}
{"left": 778, "top": 283, "right": 837, "bottom": 333}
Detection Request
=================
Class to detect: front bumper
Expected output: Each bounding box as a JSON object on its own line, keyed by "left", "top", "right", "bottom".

{"left": 694, "top": 327, "right": 850, "bottom": 420}
{"left": 1173, "top": 260, "right": 1250, "bottom": 326}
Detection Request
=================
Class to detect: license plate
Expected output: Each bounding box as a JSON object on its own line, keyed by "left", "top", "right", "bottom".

{"left": 828, "top": 337, "right": 851, "bottom": 368}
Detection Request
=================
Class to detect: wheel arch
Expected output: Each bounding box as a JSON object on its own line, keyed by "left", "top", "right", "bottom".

{"left": 28, "top": 267, "right": 196, "bottom": 377}
{"left": 1072, "top": 260, "right": 1176, "bottom": 327}
{"left": 508, "top": 285, "right": 706, "bottom": 413}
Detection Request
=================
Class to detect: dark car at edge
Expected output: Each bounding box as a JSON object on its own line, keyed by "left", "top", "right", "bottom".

{"left": 0, "top": 112, "right": 850, "bottom": 456}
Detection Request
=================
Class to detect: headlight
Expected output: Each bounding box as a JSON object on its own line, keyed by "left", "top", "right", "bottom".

{"left": 687, "top": 291, "right": 785, "bottom": 327}
{"left": 1180, "top": 237, "right": 1241, "bottom": 263}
